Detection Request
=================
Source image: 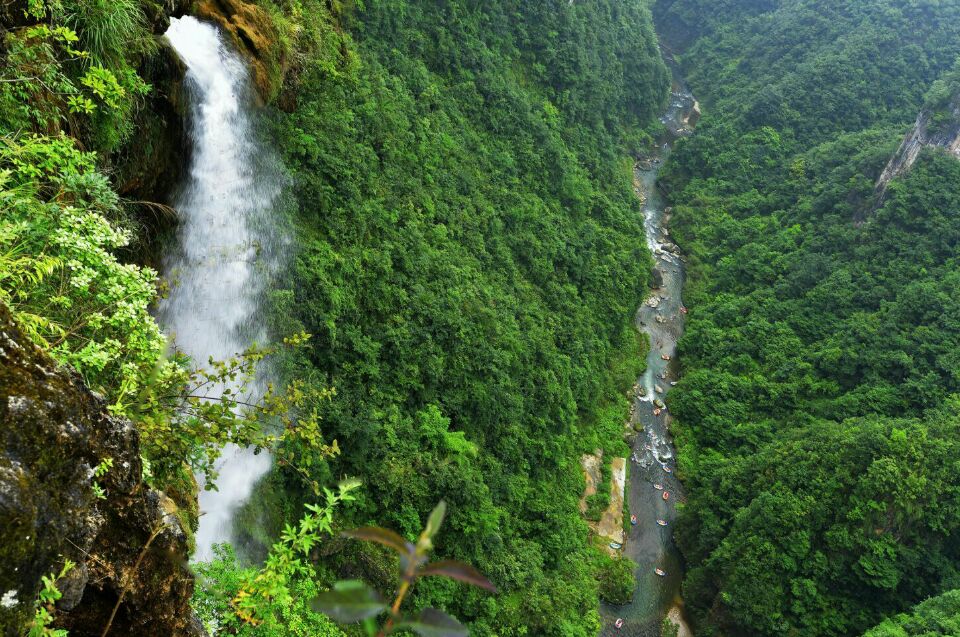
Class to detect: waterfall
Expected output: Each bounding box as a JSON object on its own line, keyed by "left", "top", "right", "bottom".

{"left": 160, "top": 16, "right": 286, "bottom": 561}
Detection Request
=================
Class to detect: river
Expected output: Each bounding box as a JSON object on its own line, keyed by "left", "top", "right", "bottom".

{"left": 158, "top": 7, "right": 695, "bottom": 606}
{"left": 599, "top": 66, "right": 699, "bottom": 637}
{"left": 159, "top": 16, "right": 287, "bottom": 561}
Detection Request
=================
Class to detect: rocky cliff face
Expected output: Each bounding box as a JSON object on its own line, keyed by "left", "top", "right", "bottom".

{"left": 113, "top": 42, "right": 188, "bottom": 207}
{"left": 112, "top": 0, "right": 192, "bottom": 204}
{"left": 872, "top": 97, "right": 960, "bottom": 209}
{"left": 194, "top": 0, "right": 285, "bottom": 101}
{"left": 0, "top": 303, "right": 202, "bottom": 637}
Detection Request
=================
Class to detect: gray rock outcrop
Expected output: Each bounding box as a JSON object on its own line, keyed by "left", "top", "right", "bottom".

{"left": 0, "top": 304, "right": 201, "bottom": 637}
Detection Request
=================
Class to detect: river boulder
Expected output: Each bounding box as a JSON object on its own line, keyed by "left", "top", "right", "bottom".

{"left": 651, "top": 267, "right": 664, "bottom": 289}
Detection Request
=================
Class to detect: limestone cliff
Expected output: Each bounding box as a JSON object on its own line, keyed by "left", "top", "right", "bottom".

{"left": 872, "top": 96, "right": 960, "bottom": 210}
{"left": 0, "top": 303, "right": 202, "bottom": 637}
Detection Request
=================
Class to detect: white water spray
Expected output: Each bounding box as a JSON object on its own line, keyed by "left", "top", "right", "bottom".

{"left": 160, "top": 16, "right": 285, "bottom": 560}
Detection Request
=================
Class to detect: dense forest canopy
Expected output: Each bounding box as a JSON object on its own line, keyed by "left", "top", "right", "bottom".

{"left": 864, "top": 589, "right": 960, "bottom": 637}
{"left": 10, "top": 0, "right": 960, "bottom": 634}
{"left": 256, "top": 0, "right": 668, "bottom": 633}
{"left": 0, "top": 0, "right": 672, "bottom": 633}
{"left": 654, "top": 0, "right": 960, "bottom": 635}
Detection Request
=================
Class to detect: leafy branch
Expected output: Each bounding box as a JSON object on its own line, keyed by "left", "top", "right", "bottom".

{"left": 28, "top": 559, "right": 74, "bottom": 637}
{"left": 314, "top": 501, "right": 497, "bottom": 637}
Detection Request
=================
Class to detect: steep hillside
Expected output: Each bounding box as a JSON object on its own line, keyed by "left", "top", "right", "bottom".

{"left": 243, "top": 1, "right": 671, "bottom": 633}
{"left": 874, "top": 59, "right": 960, "bottom": 209}
{"left": 2, "top": 0, "right": 672, "bottom": 634}
{"left": 862, "top": 589, "right": 960, "bottom": 637}
{"left": 654, "top": 0, "right": 960, "bottom": 635}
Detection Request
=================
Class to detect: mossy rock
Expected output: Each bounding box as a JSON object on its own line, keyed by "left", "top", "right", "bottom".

{"left": 194, "top": 0, "right": 285, "bottom": 101}
{"left": 0, "top": 303, "right": 201, "bottom": 636}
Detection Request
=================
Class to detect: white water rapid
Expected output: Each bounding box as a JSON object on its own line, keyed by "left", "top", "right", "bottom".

{"left": 160, "top": 16, "right": 286, "bottom": 561}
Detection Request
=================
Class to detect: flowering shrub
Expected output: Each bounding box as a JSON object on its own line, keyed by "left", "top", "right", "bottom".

{"left": 0, "top": 133, "right": 165, "bottom": 409}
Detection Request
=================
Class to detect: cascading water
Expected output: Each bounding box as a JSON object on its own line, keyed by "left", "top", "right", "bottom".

{"left": 599, "top": 66, "right": 699, "bottom": 637}
{"left": 160, "top": 16, "right": 286, "bottom": 561}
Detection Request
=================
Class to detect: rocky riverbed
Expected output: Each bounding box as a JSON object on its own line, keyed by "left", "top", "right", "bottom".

{"left": 598, "top": 71, "right": 699, "bottom": 637}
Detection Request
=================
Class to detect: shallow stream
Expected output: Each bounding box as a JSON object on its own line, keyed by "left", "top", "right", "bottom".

{"left": 599, "top": 70, "right": 698, "bottom": 637}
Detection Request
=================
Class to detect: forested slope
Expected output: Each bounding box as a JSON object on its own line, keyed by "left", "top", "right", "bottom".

{"left": 653, "top": 0, "right": 960, "bottom": 635}
{"left": 0, "top": 0, "right": 672, "bottom": 632}
{"left": 864, "top": 589, "right": 960, "bottom": 637}
{"left": 249, "top": 1, "right": 670, "bottom": 634}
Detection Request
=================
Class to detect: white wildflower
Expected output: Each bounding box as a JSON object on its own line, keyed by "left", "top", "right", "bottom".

{"left": 1, "top": 590, "right": 18, "bottom": 608}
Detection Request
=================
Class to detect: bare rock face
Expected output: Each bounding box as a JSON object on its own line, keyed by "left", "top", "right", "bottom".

{"left": 684, "top": 99, "right": 702, "bottom": 127}
{"left": 142, "top": 0, "right": 194, "bottom": 34}
{"left": 872, "top": 97, "right": 960, "bottom": 211}
{"left": 0, "top": 304, "right": 201, "bottom": 637}
{"left": 195, "top": 0, "right": 284, "bottom": 101}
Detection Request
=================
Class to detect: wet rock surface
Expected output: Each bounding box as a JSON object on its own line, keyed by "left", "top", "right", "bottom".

{"left": 195, "top": 0, "right": 284, "bottom": 100}
{"left": 113, "top": 41, "right": 188, "bottom": 208}
{"left": 0, "top": 304, "right": 200, "bottom": 637}
{"left": 650, "top": 268, "right": 664, "bottom": 289}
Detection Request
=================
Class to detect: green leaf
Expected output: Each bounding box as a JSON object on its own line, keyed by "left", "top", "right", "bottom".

{"left": 418, "top": 560, "right": 497, "bottom": 592}
{"left": 396, "top": 608, "right": 468, "bottom": 637}
{"left": 343, "top": 526, "right": 412, "bottom": 555}
{"left": 311, "top": 580, "right": 387, "bottom": 623}
{"left": 424, "top": 501, "right": 446, "bottom": 540}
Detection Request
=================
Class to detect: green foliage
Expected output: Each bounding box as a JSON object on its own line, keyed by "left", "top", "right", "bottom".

{"left": 1, "top": 25, "right": 88, "bottom": 139}
{"left": 193, "top": 547, "right": 345, "bottom": 637}
{"left": 0, "top": 0, "right": 164, "bottom": 410}
{"left": 56, "top": 0, "right": 150, "bottom": 67}
{"left": 923, "top": 57, "right": 960, "bottom": 134}
{"left": 584, "top": 492, "right": 609, "bottom": 522}
{"left": 28, "top": 560, "right": 74, "bottom": 637}
{"left": 129, "top": 335, "right": 343, "bottom": 493}
{"left": 584, "top": 459, "right": 613, "bottom": 522}
{"left": 652, "top": 1, "right": 960, "bottom": 635}
{"left": 91, "top": 456, "right": 113, "bottom": 500}
{"left": 316, "top": 500, "right": 496, "bottom": 637}
{"left": 658, "top": 0, "right": 960, "bottom": 141}
{"left": 192, "top": 480, "right": 360, "bottom": 636}
{"left": 193, "top": 489, "right": 495, "bottom": 637}
{"left": 0, "top": 0, "right": 151, "bottom": 154}
{"left": 254, "top": 0, "right": 668, "bottom": 633}
{"left": 661, "top": 617, "right": 680, "bottom": 637}
{"left": 0, "top": 133, "right": 166, "bottom": 406}
{"left": 863, "top": 589, "right": 960, "bottom": 637}
{"left": 595, "top": 553, "right": 636, "bottom": 606}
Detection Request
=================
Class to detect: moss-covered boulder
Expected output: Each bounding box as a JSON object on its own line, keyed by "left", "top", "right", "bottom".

{"left": 0, "top": 303, "right": 201, "bottom": 637}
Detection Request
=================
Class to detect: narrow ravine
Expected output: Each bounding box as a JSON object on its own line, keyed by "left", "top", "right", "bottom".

{"left": 600, "top": 66, "right": 699, "bottom": 637}
{"left": 159, "top": 16, "right": 287, "bottom": 560}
